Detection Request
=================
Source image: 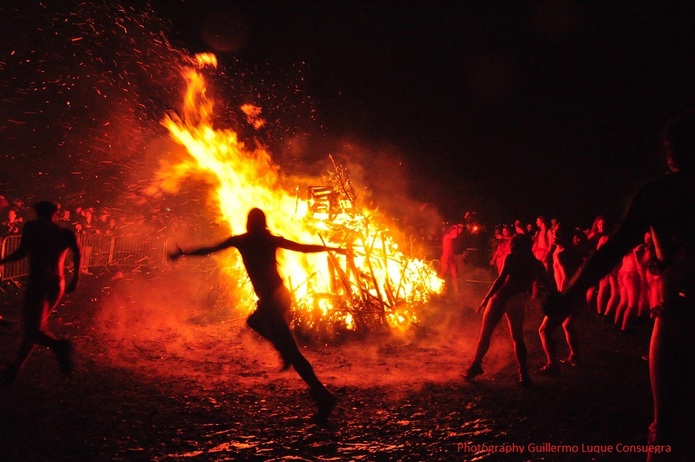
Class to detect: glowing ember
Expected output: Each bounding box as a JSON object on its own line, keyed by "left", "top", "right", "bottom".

{"left": 156, "top": 53, "right": 443, "bottom": 338}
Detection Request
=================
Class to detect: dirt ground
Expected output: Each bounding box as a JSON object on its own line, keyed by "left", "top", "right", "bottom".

{"left": 0, "top": 267, "right": 690, "bottom": 461}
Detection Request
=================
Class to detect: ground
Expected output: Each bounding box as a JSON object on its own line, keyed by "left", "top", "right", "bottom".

{"left": 0, "top": 267, "right": 688, "bottom": 461}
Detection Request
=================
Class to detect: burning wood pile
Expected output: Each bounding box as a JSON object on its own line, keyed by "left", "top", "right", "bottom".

{"left": 291, "top": 157, "right": 444, "bottom": 341}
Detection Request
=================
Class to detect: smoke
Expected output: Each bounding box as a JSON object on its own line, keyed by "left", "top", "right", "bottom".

{"left": 92, "top": 268, "right": 289, "bottom": 386}
{"left": 0, "top": 1, "right": 316, "bottom": 206}
{"left": 93, "top": 267, "right": 523, "bottom": 390}
{"left": 1, "top": 0, "right": 442, "bottom": 233}
{"left": 2, "top": 1, "right": 504, "bottom": 388}
{"left": 278, "top": 134, "right": 444, "bottom": 259}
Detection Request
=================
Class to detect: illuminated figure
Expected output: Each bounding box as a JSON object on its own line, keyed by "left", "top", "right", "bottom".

{"left": 0, "top": 201, "right": 81, "bottom": 384}
{"left": 546, "top": 113, "right": 695, "bottom": 460}
{"left": 465, "top": 234, "right": 551, "bottom": 385}
{"left": 537, "top": 222, "right": 583, "bottom": 373}
{"left": 637, "top": 231, "right": 661, "bottom": 320}
{"left": 613, "top": 244, "right": 644, "bottom": 332}
{"left": 595, "top": 233, "right": 621, "bottom": 320}
{"left": 439, "top": 223, "right": 463, "bottom": 296}
{"left": 490, "top": 225, "right": 513, "bottom": 275}
{"left": 585, "top": 215, "right": 609, "bottom": 314}
{"left": 532, "top": 215, "right": 553, "bottom": 271}
{"left": 169, "top": 207, "right": 345, "bottom": 421}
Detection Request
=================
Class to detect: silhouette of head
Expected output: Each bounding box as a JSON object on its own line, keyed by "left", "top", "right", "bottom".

{"left": 663, "top": 112, "right": 695, "bottom": 172}
{"left": 552, "top": 222, "right": 573, "bottom": 247}
{"left": 591, "top": 215, "right": 605, "bottom": 234}
{"left": 510, "top": 233, "right": 533, "bottom": 254}
{"left": 33, "top": 201, "right": 58, "bottom": 221}
{"left": 246, "top": 208, "right": 268, "bottom": 234}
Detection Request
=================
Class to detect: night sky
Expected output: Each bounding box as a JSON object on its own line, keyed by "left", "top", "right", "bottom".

{"left": 153, "top": 0, "right": 695, "bottom": 226}
{"left": 3, "top": 1, "right": 695, "bottom": 227}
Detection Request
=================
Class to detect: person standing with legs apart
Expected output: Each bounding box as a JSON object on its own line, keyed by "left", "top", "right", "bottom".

{"left": 537, "top": 222, "right": 584, "bottom": 374}
{"left": 169, "top": 207, "right": 346, "bottom": 421}
{"left": 0, "top": 201, "right": 81, "bottom": 384}
{"left": 465, "top": 234, "right": 552, "bottom": 385}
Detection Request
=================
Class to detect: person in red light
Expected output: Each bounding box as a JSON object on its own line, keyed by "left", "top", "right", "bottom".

{"left": 637, "top": 231, "right": 662, "bottom": 321}
{"left": 532, "top": 215, "right": 552, "bottom": 271}
{"left": 490, "top": 224, "right": 512, "bottom": 275}
{"left": 439, "top": 223, "right": 463, "bottom": 297}
{"left": 513, "top": 219, "right": 525, "bottom": 235}
{"left": 168, "top": 207, "right": 346, "bottom": 421}
{"left": 537, "top": 222, "right": 584, "bottom": 374}
{"left": 585, "top": 215, "right": 610, "bottom": 313}
{"left": 587, "top": 215, "right": 608, "bottom": 249}
{"left": 596, "top": 233, "right": 621, "bottom": 320}
{"left": 544, "top": 113, "right": 695, "bottom": 460}
{"left": 465, "top": 233, "right": 552, "bottom": 385}
{"left": 613, "top": 244, "right": 644, "bottom": 332}
{"left": 0, "top": 201, "right": 81, "bottom": 384}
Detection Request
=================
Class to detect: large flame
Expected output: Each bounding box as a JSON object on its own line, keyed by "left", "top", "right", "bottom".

{"left": 156, "top": 53, "right": 443, "bottom": 338}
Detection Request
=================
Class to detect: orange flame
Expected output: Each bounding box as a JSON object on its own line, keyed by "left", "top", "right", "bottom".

{"left": 157, "top": 53, "right": 443, "bottom": 336}
{"left": 240, "top": 104, "right": 266, "bottom": 130}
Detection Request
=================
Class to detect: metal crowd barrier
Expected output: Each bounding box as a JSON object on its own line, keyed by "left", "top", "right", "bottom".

{"left": 0, "top": 235, "right": 28, "bottom": 281}
{"left": 1, "top": 233, "right": 168, "bottom": 281}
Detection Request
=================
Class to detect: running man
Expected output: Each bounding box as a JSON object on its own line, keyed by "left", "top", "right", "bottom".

{"left": 168, "top": 207, "right": 345, "bottom": 421}
{"left": 0, "top": 200, "right": 81, "bottom": 384}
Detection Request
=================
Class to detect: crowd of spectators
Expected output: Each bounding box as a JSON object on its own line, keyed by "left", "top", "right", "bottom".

{"left": 429, "top": 209, "right": 658, "bottom": 333}
{"left": 488, "top": 213, "right": 656, "bottom": 333}
{"left": 0, "top": 194, "right": 175, "bottom": 240}
{"left": 1, "top": 194, "right": 661, "bottom": 332}
{"left": 0, "top": 195, "right": 30, "bottom": 238}
{"left": 0, "top": 194, "right": 181, "bottom": 277}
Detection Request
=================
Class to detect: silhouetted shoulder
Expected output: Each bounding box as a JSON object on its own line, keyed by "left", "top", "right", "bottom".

{"left": 20, "top": 220, "right": 41, "bottom": 235}
{"left": 59, "top": 226, "right": 78, "bottom": 244}
{"left": 629, "top": 172, "right": 695, "bottom": 233}
{"left": 17, "top": 220, "right": 44, "bottom": 246}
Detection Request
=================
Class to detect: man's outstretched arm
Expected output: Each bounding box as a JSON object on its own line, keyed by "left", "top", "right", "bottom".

{"left": 168, "top": 237, "right": 237, "bottom": 260}
{"left": 279, "top": 238, "right": 346, "bottom": 255}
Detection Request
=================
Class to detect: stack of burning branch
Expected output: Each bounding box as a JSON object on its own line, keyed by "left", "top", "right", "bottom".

{"left": 291, "top": 157, "right": 443, "bottom": 342}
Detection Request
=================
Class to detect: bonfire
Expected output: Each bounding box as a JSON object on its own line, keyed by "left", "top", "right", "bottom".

{"left": 153, "top": 53, "right": 444, "bottom": 341}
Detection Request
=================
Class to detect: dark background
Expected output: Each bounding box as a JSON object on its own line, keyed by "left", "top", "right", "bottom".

{"left": 152, "top": 0, "right": 695, "bottom": 224}
{"left": 3, "top": 0, "right": 695, "bottom": 226}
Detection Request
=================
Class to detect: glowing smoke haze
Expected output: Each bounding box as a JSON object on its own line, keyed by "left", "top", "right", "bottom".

{"left": 0, "top": 1, "right": 502, "bottom": 387}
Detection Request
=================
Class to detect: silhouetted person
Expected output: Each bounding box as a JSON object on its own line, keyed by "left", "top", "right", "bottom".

{"left": 465, "top": 234, "right": 551, "bottom": 385}
{"left": 168, "top": 207, "right": 345, "bottom": 421}
{"left": 545, "top": 113, "right": 695, "bottom": 460}
{"left": 0, "top": 201, "right": 81, "bottom": 384}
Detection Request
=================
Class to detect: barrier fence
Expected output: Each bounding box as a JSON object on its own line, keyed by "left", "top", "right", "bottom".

{"left": 0, "top": 233, "right": 169, "bottom": 282}
{"left": 2, "top": 233, "right": 494, "bottom": 283}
